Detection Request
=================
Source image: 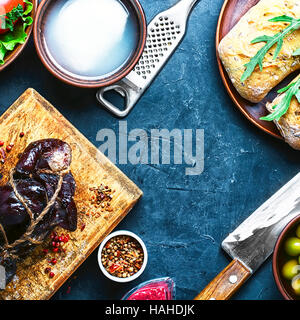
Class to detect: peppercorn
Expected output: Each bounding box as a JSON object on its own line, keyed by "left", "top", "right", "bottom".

{"left": 101, "top": 235, "right": 144, "bottom": 278}
{"left": 62, "top": 236, "right": 69, "bottom": 243}
{"left": 45, "top": 267, "right": 51, "bottom": 274}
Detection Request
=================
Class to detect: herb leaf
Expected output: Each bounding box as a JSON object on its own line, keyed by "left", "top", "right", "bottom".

{"left": 241, "top": 16, "right": 300, "bottom": 82}
{"left": 277, "top": 81, "right": 296, "bottom": 93}
{"left": 260, "top": 77, "right": 300, "bottom": 121}
{"left": 296, "top": 91, "right": 300, "bottom": 104}
{"left": 269, "top": 15, "right": 294, "bottom": 23}
{"left": 23, "top": 0, "right": 33, "bottom": 16}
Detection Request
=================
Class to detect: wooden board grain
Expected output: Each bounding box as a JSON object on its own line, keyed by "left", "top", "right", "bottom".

{"left": 0, "top": 88, "right": 143, "bottom": 300}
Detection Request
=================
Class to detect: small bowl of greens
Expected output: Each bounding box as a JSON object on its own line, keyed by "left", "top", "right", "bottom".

{"left": 273, "top": 215, "right": 300, "bottom": 300}
{"left": 0, "top": 0, "right": 36, "bottom": 71}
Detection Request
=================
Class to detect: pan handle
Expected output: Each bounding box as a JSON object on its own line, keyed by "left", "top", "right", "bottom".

{"left": 96, "top": 80, "right": 141, "bottom": 118}
{"left": 194, "top": 259, "right": 252, "bottom": 300}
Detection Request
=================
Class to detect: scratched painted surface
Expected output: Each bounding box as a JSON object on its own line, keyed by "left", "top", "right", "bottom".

{"left": 0, "top": 0, "right": 296, "bottom": 300}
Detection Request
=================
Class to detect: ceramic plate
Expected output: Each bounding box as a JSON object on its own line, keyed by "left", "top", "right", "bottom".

{"left": 215, "top": 0, "right": 300, "bottom": 140}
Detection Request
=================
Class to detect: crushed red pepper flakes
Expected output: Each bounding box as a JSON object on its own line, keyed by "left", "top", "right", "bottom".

{"left": 87, "top": 184, "right": 115, "bottom": 218}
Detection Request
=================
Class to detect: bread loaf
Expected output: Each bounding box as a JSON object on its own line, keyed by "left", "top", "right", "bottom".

{"left": 266, "top": 74, "right": 300, "bottom": 149}
{"left": 218, "top": 0, "right": 300, "bottom": 103}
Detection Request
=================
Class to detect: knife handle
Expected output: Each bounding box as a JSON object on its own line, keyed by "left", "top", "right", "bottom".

{"left": 194, "top": 259, "right": 251, "bottom": 300}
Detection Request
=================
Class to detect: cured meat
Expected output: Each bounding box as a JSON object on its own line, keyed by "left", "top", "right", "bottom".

{"left": 0, "top": 139, "right": 77, "bottom": 287}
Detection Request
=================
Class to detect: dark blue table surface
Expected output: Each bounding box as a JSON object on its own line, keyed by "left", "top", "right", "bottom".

{"left": 1, "top": 0, "right": 297, "bottom": 300}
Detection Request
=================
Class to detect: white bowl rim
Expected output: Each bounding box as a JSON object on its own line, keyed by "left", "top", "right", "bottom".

{"left": 97, "top": 230, "right": 148, "bottom": 283}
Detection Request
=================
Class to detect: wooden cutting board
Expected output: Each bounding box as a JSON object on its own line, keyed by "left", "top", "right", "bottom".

{"left": 0, "top": 89, "right": 143, "bottom": 300}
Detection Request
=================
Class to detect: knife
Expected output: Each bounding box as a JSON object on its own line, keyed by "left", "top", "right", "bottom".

{"left": 194, "top": 173, "right": 300, "bottom": 300}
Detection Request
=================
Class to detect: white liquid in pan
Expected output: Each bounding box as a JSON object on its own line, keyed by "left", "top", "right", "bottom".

{"left": 43, "top": 0, "right": 139, "bottom": 79}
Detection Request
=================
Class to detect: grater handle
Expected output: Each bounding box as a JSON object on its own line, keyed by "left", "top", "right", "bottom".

{"left": 172, "top": 0, "right": 199, "bottom": 19}
{"left": 96, "top": 0, "right": 200, "bottom": 118}
{"left": 96, "top": 80, "right": 142, "bottom": 118}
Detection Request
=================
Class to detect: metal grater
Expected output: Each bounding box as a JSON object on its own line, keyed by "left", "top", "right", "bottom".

{"left": 96, "top": 0, "right": 200, "bottom": 118}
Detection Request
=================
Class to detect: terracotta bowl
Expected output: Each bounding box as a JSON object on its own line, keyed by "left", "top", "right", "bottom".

{"left": 216, "top": 0, "right": 286, "bottom": 140}
{"left": 0, "top": 0, "right": 37, "bottom": 71}
{"left": 273, "top": 215, "right": 300, "bottom": 300}
{"left": 34, "top": 0, "right": 147, "bottom": 88}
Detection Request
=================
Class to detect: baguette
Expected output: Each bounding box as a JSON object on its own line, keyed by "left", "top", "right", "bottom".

{"left": 266, "top": 74, "right": 300, "bottom": 150}
{"left": 218, "top": 0, "right": 300, "bottom": 103}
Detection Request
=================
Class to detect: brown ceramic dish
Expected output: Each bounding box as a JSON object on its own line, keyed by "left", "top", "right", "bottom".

{"left": 0, "top": 0, "right": 37, "bottom": 72}
{"left": 34, "top": 0, "right": 147, "bottom": 88}
{"left": 216, "top": 0, "right": 287, "bottom": 140}
{"left": 273, "top": 215, "right": 300, "bottom": 300}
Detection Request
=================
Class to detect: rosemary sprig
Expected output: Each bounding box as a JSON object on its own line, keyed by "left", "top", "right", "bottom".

{"left": 260, "top": 77, "right": 300, "bottom": 122}
{"left": 241, "top": 15, "right": 300, "bottom": 82}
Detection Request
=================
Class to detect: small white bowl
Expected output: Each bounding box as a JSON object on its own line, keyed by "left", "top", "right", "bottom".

{"left": 98, "top": 230, "right": 148, "bottom": 283}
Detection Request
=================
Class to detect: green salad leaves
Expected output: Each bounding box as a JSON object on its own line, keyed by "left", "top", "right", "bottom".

{"left": 241, "top": 15, "right": 300, "bottom": 82}
{"left": 0, "top": 0, "right": 33, "bottom": 65}
{"left": 260, "top": 77, "right": 300, "bottom": 122}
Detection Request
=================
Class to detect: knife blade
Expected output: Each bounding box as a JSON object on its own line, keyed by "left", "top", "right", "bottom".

{"left": 194, "top": 173, "right": 300, "bottom": 300}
